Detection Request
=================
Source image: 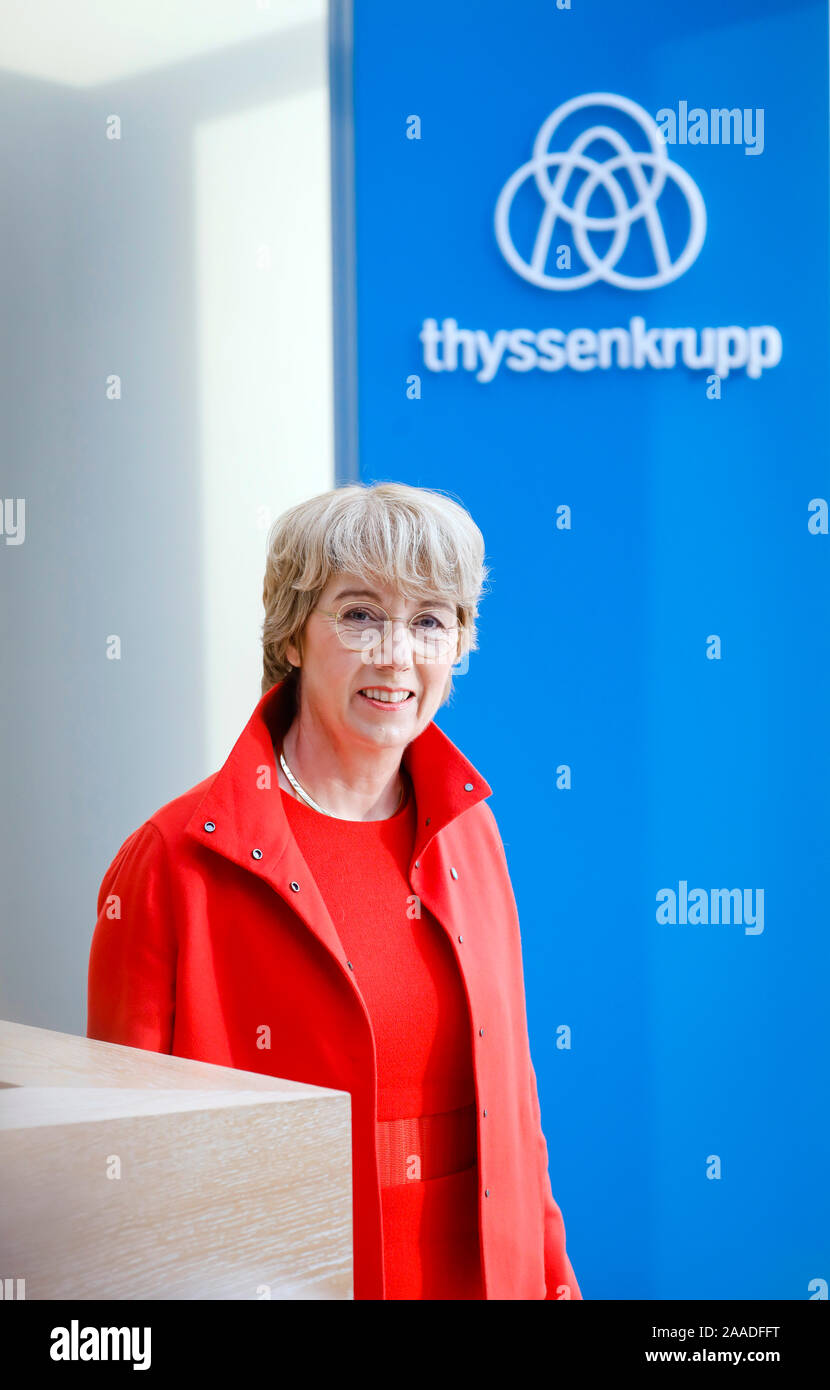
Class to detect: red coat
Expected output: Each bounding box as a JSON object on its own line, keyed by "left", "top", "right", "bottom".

{"left": 87, "top": 677, "right": 582, "bottom": 1300}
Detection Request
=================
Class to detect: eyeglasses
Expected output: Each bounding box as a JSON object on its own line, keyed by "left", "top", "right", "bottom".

{"left": 317, "top": 601, "right": 460, "bottom": 661}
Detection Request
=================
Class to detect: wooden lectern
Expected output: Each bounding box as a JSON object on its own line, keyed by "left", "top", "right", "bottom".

{"left": 0, "top": 1020, "right": 352, "bottom": 1299}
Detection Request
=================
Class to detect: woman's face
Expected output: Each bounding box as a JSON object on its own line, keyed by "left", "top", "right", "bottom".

{"left": 286, "top": 572, "right": 459, "bottom": 754}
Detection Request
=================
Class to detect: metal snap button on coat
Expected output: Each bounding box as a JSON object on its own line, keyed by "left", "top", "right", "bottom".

{"left": 479, "top": 1027, "right": 485, "bottom": 1036}
{"left": 414, "top": 859, "right": 420, "bottom": 868}
{"left": 347, "top": 960, "right": 354, "bottom": 970}
{"left": 458, "top": 935, "right": 463, "bottom": 943}
{"left": 483, "top": 1108, "right": 487, "bottom": 1117}
{"left": 485, "top": 1188, "right": 490, "bottom": 1197}
{"left": 450, "top": 866, "right": 458, "bottom": 879}
{"left": 251, "top": 849, "right": 262, "bottom": 860}
{"left": 203, "top": 821, "right": 216, "bottom": 833}
{"left": 464, "top": 782, "right": 473, "bottom": 791}
{"left": 290, "top": 881, "right": 300, "bottom": 892}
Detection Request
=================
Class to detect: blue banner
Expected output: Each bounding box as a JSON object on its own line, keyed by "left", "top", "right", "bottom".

{"left": 340, "top": 0, "right": 829, "bottom": 1298}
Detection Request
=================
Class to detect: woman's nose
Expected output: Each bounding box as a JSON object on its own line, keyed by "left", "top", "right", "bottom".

{"left": 375, "top": 619, "right": 415, "bottom": 666}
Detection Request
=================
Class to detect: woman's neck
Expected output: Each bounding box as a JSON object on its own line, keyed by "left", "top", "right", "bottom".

{"left": 275, "top": 718, "right": 407, "bottom": 822}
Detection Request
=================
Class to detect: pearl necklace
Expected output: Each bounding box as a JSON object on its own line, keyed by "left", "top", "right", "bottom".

{"left": 278, "top": 742, "right": 406, "bottom": 818}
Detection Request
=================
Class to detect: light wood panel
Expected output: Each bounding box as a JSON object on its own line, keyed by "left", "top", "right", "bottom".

{"left": 0, "top": 1021, "right": 352, "bottom": 1300}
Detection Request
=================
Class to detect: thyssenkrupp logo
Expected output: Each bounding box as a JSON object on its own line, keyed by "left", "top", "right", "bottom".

{"left": 494, "top": 92, "right": 707, "bottom": 290}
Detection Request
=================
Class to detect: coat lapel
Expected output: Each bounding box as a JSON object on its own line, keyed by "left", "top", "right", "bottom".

{"left": 183, "top": 678, "right": 492, "bottom": 971}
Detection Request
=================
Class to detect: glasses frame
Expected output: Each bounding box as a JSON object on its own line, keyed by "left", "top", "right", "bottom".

{"left": 316, "top": 601, "right": 460, "bottom": 661}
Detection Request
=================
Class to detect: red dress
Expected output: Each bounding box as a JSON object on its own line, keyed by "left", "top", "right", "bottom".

{"left": 280, "top": 774, "right": 483, "bottom": 1300}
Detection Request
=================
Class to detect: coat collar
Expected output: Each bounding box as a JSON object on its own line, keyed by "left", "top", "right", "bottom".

{"left": 183, "top": 677, "right": 492, "bottom": 879}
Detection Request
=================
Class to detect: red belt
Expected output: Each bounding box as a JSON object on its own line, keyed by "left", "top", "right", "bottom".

{"left": 376, "top": 1103, "right": 477, "bottom": 1186}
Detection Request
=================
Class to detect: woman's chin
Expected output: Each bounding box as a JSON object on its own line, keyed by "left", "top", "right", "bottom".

{"left": 350, "top": 693, "right": 419, "bottom": 740}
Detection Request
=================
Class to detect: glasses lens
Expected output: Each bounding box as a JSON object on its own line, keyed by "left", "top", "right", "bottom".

{"left": 336, "top": 603, "right": 387, "bottom": 651}
{"left": 410, "top": 611, "right": 458, "bottom": 661}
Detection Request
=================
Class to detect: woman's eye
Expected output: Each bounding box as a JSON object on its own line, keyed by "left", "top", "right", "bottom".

{"left": 414, "top": 614, "right": 444, "bottom": 629}
{"left": 344, "top": 606, "right": 378, "bottom": 622}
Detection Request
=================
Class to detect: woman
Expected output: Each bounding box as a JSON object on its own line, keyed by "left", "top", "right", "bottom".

{"left": 88, "top": 481, "right": 581, "bottom": 1301}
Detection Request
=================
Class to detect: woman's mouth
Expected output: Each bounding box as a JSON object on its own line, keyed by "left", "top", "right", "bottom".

{"left": 357, "top": 688, "right": 415, "bottom": 710}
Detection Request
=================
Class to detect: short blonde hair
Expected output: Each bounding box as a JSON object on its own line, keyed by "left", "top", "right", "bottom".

{"left": 261, "top": 481, "right": 490, "bottom": 704}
